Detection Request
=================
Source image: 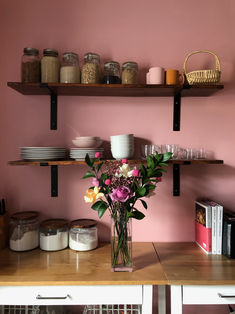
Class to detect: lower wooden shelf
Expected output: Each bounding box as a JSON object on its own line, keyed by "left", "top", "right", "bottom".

{"left": 8, "top": 159, "right": 224, "bottom": 197}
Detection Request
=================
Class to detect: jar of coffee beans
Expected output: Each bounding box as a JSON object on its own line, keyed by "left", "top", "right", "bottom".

{"left": 21, "top": 47, "right": 40, "bottom": 83}
{"left": 103, "top": 61, "right": 121, "bottom": 84}
{"left": 81, "top": 52, "right": 101, "bottom": 84}
{"left": 121, "top": 61, "right": 138, "bottom": 84}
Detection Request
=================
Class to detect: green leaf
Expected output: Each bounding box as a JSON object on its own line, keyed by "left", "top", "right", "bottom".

{"left": 91, "top": 200, "right": 109, "bottom": 218}
{"left": 82, "top": 171, "right": 96, "bottom": 179}
{"left": 159, "top": 162, "right": 168, "bottom": 167}
{"left": 100, "top": 173, "right": 108, "bottom": 181}
{"left": 147, "top": 155, "right": 154, "bottom": 169}
{"left": 129, "top": 209, "right": 145, "bottom": 220}
{"left": 139, "top": 199, "right": 148, "bottom": 209}
{"left": 96, "top": 161, "right": 103, "bottom": 173}
{"left": 137, "top": 187, "right": 146, "bottom": 197}
{"left": 154, "top": 153, "right": 160, "bottom": 162}
{"left": 139, "top": 164, "right": 147, "bottom": 177}
{"left": 146, "top": 184, "right": 156, "bottom": 191}
{"left": 85, "top": 154, "right": 94, "bottom": 168}
{"left": 162, "top": 152, "right": 172, "bottom": 162}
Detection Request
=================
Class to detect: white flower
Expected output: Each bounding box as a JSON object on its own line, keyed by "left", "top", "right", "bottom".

{"left": 115, "top": 164, "right": 134, "bottom": 178}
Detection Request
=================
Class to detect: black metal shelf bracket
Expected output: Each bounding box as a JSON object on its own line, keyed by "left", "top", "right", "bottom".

{"left": 173, "top": 92, "right": 181, "bottom": 131}
{"left": 173, "top": 164, "right": 180, "bottom": 196}
{"left": 40, "top": 83, "right": 57, "bottom": 130}
{"left": 51, "top": 165, "right": 58, "bottom": 197}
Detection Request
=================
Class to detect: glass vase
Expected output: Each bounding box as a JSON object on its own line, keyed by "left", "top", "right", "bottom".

{"left": 111, "top": 213, "right": 132, "bottom": 272}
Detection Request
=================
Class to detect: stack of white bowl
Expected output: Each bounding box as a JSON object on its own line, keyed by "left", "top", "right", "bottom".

{"left": 72, "top": 136, "right": 103, "bottom": 148}
{"left": 70, "top": 136, "right": 104, "bottom": 160}
{"left": 110, "top": 134, "right": 134, "bottom": 160}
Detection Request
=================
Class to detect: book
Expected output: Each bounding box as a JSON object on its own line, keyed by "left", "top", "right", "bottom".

{"left": 195, "top": 200, "right": 212, "bottom": 254}
{"left": 204, "top": 200, "right": 217, "bottom": 254}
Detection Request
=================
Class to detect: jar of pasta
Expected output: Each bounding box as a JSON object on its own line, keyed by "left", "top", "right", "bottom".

{"left": 39, "top": 219, "right": 69, "bottom": 251}
{"left": 21, "top": 47, "right": 40, "bottom": 83}
{"left": 41, "top": 48, "right": 60, "bottom": 83}
{"left": 60, "top": 52, "right": 80, "bottom": 83}
{"left": 81, "top": 52, "right": 101, "bottom": 84}
{"left": 121, "top": 61, "right": 138, "bottom": 84}
{"left": 69, "top": 219, "right": 98, "bottom": 251}
{"left": 9, "top": 211, "right": 39, "bottom": 251}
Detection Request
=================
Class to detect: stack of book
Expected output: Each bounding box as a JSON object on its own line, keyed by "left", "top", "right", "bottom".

{"left": 195, "top": 199, "right": 223, "bottom": 254}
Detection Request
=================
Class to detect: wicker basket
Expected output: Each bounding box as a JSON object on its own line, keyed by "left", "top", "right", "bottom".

{"left": 183, "top": 50, "right": 221, "bottom": 85}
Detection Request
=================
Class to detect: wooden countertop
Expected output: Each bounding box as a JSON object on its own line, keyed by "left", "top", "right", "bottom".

{"left": 154, "top": 242, "right": 235, "bottom": 285}
{"left": 0, "top": 242, "right": 167, "bottom": 286}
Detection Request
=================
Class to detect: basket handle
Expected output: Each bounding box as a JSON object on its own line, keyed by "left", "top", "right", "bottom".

{"left": 183, "top": 50, "right": 220, "bottom": 74}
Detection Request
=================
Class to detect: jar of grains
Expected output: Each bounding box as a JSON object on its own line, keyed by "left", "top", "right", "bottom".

{"left": 60, "top": 52, "right": 80, "bottom": 83}
{"left": 69, "top": 219, "right": 98, "bottom": 251}
{"left": 21, "top": 47, "right": 40, "bottom": 83}
{"left": 121, "top": 61, "right": 138, "bottom": 84}
{"left": 9, "top": 211, "right": 39, "bottom": 252}
{"left": 81, "top": 52, "right": 101, "bottom": 84}
{"left": 103, "top": 61, "right": 121, "bottom": 84}
{"left": 41, "top": 48, "right": 60, "bottom": 83}
{"left": 39, "top": 219, "right": 69, "bottom": 251}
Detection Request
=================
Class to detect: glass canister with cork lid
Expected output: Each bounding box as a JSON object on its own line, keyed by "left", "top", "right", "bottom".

{"left": 121, "top": 61, "right": 138, "bottom": 84}
{"left": 69, "top": 219, "right": 98, "bottom": 251}
{"left": 9, "top": 211, "right": 39, "bottom": 251}
{"left": 41, "top": 48, "right": 60, "bottom": 83}
{"left": 103, "top": 61, "right": 121, "bottom": 84}
{"left": 39, "top": 219, "right": 69, "bottom": 251}
{"left": 60, "top": 52, "right": 80, "bottom": 83}
{"left": 21, "top": 47, "right": 40, "bottom": 83}
{"left": 81, "top": 52, "right": 101, "bottom": 84}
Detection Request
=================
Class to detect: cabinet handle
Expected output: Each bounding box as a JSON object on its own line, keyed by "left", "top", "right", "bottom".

{"left": 36, "top": 294, "right": 71, "bottom": 300}
{"left": 218, "top": 293, "right": 235, "bottom": 298}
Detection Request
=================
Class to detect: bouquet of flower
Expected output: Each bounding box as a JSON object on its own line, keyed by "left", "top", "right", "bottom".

{"left": 83, "top": 152, "right": 172, "bottom": 271}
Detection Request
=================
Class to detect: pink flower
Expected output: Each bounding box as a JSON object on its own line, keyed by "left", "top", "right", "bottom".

{"left": 157, "top": 177, "right": 162, "bottom": 182}
{"left": 95, "top": 152, "right": 101, "bottom": 158}
{"left": 132, "top": 169, "right": 139, "bottom": 177}
{"left": 105, "top": 179, "right": 111, "bottom": 185}
{"left": 110, "top": 186, "right": 132, "bottom": 203}
{"left": 92, "top": 177, "right": 99, "bottom": 186}
{"left": 121, "top": 158, "right": 128, "bottom": 164}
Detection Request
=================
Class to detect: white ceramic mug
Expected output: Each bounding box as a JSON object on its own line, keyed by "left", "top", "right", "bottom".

{"left": 149, "top": 67, "right": 165, "bottom": 84}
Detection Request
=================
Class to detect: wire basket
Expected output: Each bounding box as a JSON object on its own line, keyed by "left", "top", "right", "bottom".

{"left": 83, "top": 304, "right": 141, "bottom": 314}
{"left": 183, "top": 50, "right": 221, "bottom": 85}
{"left": 0, "top": 305, "right": 40, "bottom": 314}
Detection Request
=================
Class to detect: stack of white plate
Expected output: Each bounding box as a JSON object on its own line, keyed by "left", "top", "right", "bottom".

{"left": 20, "top": 147, "right": 67, "bottom": 161}
{"left": 110, "top": 134, "right": 134, "bottom": 160}
{"left": 70, "top": 148, "right": 104, "bottom": 160}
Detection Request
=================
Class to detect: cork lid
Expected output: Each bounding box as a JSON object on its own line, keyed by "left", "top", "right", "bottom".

{"left": 40, "top": 219, "right": 69, "bottom": 230}
{"left": 11, "top": 211, "right": 39, "bottom": 221}
{"left": 70, "top": 219, "right": 97, "bottom": 229}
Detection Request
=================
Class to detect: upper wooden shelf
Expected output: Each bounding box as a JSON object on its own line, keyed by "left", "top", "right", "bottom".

{"left": 8, "top": 159, "right": 224, "bottom": 166}
{"left": 7, "top": 82, "right": 224, "bottom": 97}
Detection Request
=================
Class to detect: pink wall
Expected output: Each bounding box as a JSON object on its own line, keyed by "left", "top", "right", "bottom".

{"left": 0, "top": 0, "right": 234, "bottom": 312}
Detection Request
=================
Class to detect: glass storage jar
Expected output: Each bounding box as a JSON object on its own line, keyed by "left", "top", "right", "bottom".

{"left": 40, "top": 219, "right": 69, "bottom": 251}
{"left": 41, "top": 48, "right": 60, "bottom": 83}
{"left": 121, "top": 61, "right": 138, "bottom": 84}
{"left": 60, "top": 52, "right": 80, "bottom": 83}
{"left": 81, "top": 52, "right": 101, "bottom": 84}
{"left": 21, "top": 47, "right": 40, "bottom": 83}
{"left": 9, "top": 211, "right": 39, "bottom": 252}
{"left": 69, "top": 219, "right": 98, "bottom": 251}
{"left": 103, "top": 61, "right": 121, "bottom": 84}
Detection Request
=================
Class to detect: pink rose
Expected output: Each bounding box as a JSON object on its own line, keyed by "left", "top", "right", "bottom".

{"left": 157, "top": 177, "right": 162, "bottom": 182}
{"left": 95, "top": 152, "right": 101, "bottom": 158}
{"left": 92, "top": 178, "right": 99, "bottom": 186}
{"left": 105, "top": 179, "right": 111, "bottom": 185}
{"left": 132, "top": 169, "right": 139, "bottom": 177}
{"left": 110, "top": 186, "right": 132, "bottom": 203}
{"left": 121, "top": 158, "right": 128, "bottom": 164}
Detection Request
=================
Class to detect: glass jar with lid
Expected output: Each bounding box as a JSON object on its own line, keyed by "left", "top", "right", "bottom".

{"left": 41, "top": 48, "right": 60, "bottom": 83}
{"left": 9, "top": 211, "right": 39, "bottom": 251}
{"left": 69, "top": 219, "right": 98, "bottom": 251}
{"left": 40, "top": 219, "right": 69, "bottom": 251}
{"left": 103, "top": 61, "right": 121, "bottom": 84}
{"left": 81, "top": 52, "right": 101, "bottom": 84}
{"left": 121, "top": 61, "right": 138, "bottom": 84}
{"left": 60, "top": 52, "right": 80, "bottom": 83}
{"left": 21, "top": 47, "right": 40, "bottom": 83}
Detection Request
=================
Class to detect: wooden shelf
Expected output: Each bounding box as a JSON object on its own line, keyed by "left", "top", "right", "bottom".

{"left": 8, "top": 159, "right": 224, "bottom": 166}
{"left": 7, "top": 82, "right": 224, "bottom": 97}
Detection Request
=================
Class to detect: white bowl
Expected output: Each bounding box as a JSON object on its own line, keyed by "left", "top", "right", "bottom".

{"left": 111, "top": 150, "right": 134, "bottom": 160}
{"left": 72, "top": 139, "right": 103, "bottom": 148}
{"left": 110, "top": 134, "right": 133, "bottom": 139}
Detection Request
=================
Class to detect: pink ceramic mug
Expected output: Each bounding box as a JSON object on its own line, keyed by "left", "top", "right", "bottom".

{"left": 149, "top": 67, "right": 165, "bottom": 84}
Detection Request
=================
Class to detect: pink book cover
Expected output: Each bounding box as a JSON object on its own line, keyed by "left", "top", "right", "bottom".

{"left": 195, "top": 220, "right": 212, "bottom": 253}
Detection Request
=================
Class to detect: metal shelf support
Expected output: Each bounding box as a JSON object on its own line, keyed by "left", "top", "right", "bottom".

{"left": 173, "top": 164, "right": 180, "bottom": 196}
{"left": 40, "top": 83, "right": 57, "bottom": 130}
{"left": 173, "top": 92, "right": 181, "bottom": 131}
{"left": 40, "top": 163, "right": 58, "bottom": 197}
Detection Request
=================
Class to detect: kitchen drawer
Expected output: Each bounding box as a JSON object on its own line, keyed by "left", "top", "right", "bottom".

{"left": 0, "top": 285, "right": 142, "bottom": 305}
{"left": 183, "top": 285, "right": 235, "bottom": 304}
